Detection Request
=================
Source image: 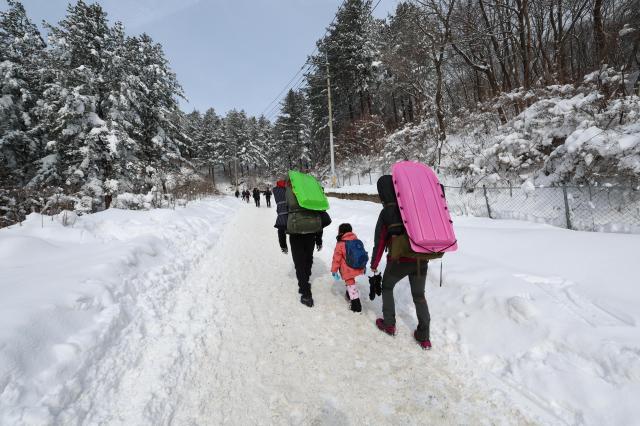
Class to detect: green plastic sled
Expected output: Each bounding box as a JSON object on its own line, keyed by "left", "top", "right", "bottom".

{"left": 288, "top": 170, "right": 330, "bottom": 211}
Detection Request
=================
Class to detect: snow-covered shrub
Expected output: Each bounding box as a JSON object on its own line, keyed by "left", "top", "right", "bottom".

{"left": 54, "top": 209, "right": 78, "bottom": 227}
{"left": 442, "top": 68, "right": 640, "bottom": 187}
{"left": 112, "top": 192, "right": 153, "bottom": 210}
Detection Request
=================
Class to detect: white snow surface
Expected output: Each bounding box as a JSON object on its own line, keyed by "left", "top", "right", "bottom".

{"left": 0, "top": 198, "right": 239, "bottom": 424}
{"left": 319, "top": 198, "right": 640, "bottom": 425}
{"left": 328, "top": 183, "right": 378, "bottom": 195}
{"left": 1, "top": 196, "right": 639, "bottom": 425}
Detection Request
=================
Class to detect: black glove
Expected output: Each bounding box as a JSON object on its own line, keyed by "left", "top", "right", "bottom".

{"left": 281, "top": 246, "right": 288, "bottom": 254}
{"left": 316, "top": 243, "right": 322, "bottom": 252}
{"left": 369, "top": 273, "right": 382, "bottom": 300}
{"left": 368, "top": 273, "right": 382, "bottom": 300}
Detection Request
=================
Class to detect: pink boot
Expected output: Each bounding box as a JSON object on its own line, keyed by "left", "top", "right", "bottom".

{"left": 375, "top": 318, "right": 396, "bottom": 336}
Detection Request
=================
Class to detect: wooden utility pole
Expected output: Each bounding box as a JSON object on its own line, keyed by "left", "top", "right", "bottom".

{"left": 326, "top": 53, "right": 336, "bottom": 187}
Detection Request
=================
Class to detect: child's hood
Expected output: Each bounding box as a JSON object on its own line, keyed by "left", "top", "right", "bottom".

{"left": 340, "top": 231, "right": 358, "bottom": 241}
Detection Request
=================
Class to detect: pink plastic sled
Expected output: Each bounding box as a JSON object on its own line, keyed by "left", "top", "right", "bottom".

{"left": 391, "top": 161, "right": 458, "bottom": 253}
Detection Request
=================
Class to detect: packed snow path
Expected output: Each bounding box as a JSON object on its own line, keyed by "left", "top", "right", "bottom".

{"left": 171, "top": 202, "right": 530, "bottom": 425}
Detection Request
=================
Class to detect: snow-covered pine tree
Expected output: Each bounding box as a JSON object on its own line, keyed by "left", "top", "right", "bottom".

{"left": 200, "top": 108, "right": 224, "bottom": 179}
{"left": 305, "top": 0, "right": 384, "bottom": 165}
{"left": 185, "top": 110, "right": 204, "bottom": 163}
{"left": 36, "top": 0, "right": 117, "bottom": 203}
{"left": 255, "top": 115, "right": 275, "bottom": 175}
{"left": 123, "top": 33, "right": 186, "bottom": 192}
{"left": 273, "top": 89, "right": 311, "bottom": 172}
{"left": 0, "top": 0, "right": 45, "bottom": 187}
{"left": 220, "top": 109, "right": 246, "bottom": 182}
{"left": 245, "top": 115, "right": 268, "bottom": 173}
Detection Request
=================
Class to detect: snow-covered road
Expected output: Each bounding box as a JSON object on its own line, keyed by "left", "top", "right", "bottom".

{"left": 172, "top": 202, "right": 531, "bottom": 425}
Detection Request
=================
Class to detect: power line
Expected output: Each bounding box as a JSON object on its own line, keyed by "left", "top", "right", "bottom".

{"left": 259, "top": 0, "right": 349, "bottom": 120}
{"left": 263, "top": 62, "right": 317, "bottom": 120}
{"left": 267, "top": 0, "right": 390, "bottom": 120}
{"left": 263, "top": 0, "right": 388, "bottom": 122}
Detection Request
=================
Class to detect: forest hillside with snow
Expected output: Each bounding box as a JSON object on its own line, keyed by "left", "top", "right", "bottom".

{"left": 2, "top": 0, "right": 640, "bottom": 227}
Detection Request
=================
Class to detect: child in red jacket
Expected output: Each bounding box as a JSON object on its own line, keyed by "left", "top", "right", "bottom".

{"left": 331, "top": 223, "right": 366, "bottom": 312}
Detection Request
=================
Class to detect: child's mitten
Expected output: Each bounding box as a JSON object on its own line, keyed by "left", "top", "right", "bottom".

{"left": 332, "top": 272, "right": 341, "bottom": 281}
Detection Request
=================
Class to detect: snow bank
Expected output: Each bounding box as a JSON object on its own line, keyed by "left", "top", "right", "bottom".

{"left": 328, "top": 183, "right": 378, "bottom": 195}
{"left": 325, "top": 197, "right": 640, "bottom": 425}
{"left": 0, "top": 198, "right": 239, "bottom": 424}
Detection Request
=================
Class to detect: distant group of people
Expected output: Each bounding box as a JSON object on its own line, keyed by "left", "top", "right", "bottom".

{"left": 234, "top": 187, "right": 272, "bottom": 207}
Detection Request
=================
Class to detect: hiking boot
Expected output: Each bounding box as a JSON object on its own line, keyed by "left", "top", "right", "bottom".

{"left": 350, "top": 298, "right": 362, "bottom": 312}
{"left": 414, "top": 331, "right": 432, "bottom": 350}
{"left": 300, "top": 295, "right": 314, "bottom": 307}
{"left": 375, "top": 318, "right": 396, "bottom": 336}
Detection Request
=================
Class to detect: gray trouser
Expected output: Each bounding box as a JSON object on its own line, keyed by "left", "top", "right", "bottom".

{"left": 381, "top": 261, "right": 431, "bottom": 341}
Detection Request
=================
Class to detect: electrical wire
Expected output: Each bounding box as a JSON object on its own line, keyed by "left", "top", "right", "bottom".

{"left": 262, "top": 0, "right": 388, "bottom": 122}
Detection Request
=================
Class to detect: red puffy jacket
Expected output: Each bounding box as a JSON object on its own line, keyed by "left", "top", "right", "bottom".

{"left": 331, "top": 232, "right": 365, "bottom": 281}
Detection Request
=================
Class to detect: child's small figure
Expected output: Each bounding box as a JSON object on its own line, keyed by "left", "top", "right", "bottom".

{"left": 331, "top": 223, "right": 366, "bottom": 312}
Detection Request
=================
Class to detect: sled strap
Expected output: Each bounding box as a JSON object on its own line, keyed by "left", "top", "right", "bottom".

{"left": 439, "top": 260, "right": 443, "bottom": 287}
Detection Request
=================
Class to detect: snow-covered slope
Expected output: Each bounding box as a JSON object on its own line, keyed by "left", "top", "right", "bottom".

{"left": 0, "top": 199, "right": 239, "bottom": 424}
{"left": 322, "top": 198, "right": 640, "bottom": 425}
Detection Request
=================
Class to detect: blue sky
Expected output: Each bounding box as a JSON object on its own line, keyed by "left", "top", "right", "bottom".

{"left": 10, "top": 0, "right": 398, "bottom": 117}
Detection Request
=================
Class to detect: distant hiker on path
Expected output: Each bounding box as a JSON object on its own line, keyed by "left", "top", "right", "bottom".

{"left": 235, "top": 189, "right": 240, "bottom": 198}
{"left": 252, "top": 188, "right": 261, "bottom": 207}
{"left": 264, "top": 188, "right": 272, "bottom": 207}
{"left": 331, "top": 223, "right": 367, "bottom": 313}
{"left": 370, "top": 175, "right": 432, "bottom": 350}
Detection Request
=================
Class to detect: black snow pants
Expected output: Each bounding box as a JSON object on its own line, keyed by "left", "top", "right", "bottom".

{"left": 266, "top": 196, "right": 271, "bottom": 207}
{"left": 289, "top": 233, "right": 316, "bottom": 297}
{"left": 254, "top": 197, "right": 260, "bottom": 207}
{"left": 381, "top": 261, "right": 431, "bottom": 341}
{"left": 277, "top": 228, "right": 287, "bottom": 251}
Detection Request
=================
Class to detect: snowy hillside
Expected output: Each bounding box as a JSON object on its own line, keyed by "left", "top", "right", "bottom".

{"left": 1, "top": 196, "right": 639, "bottom": 424}
{"left": 0, "top": 198, "right": 239, "bottom": 424}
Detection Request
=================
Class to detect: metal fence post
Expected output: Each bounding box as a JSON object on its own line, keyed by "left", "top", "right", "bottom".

{"left": 562, "top": 185, "right": 573, "bottom": 230}
{"left": 483, "top": 185, "right": 493, "bottom": 219}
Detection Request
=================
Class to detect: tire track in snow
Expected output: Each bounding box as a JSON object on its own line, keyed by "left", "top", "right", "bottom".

{"left": 174, "top": 203, "right": 534, "bottom": 425}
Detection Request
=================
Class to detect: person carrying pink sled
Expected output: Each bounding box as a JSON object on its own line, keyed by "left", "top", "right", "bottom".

{"left": 371, "top": 162, "right": 458, "bottom": 351}
{"left": 331, "top": 223, "right": 368, "bottom": 313}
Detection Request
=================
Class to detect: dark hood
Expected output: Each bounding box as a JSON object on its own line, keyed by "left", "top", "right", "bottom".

{"left": 377, "top": 175, "right": 396, "bottom": 204}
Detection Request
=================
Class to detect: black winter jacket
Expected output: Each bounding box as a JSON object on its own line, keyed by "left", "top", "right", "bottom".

{"left": 273, "top": 186, "right": 288, "bottom": 229}
{"left": 371, "top": 175, "right": 408, "bottom": 269}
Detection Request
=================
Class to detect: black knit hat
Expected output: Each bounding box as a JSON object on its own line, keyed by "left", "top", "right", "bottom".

{"left": 339, "top": 223, "right": 352, "bottom": 234}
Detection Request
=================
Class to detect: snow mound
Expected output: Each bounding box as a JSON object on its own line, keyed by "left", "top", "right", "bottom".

{"left": 324, "top": 198, "right": 640, "bottom": 425}
{"left": 0, "top": 198, "right": 239, "bottom": 424}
